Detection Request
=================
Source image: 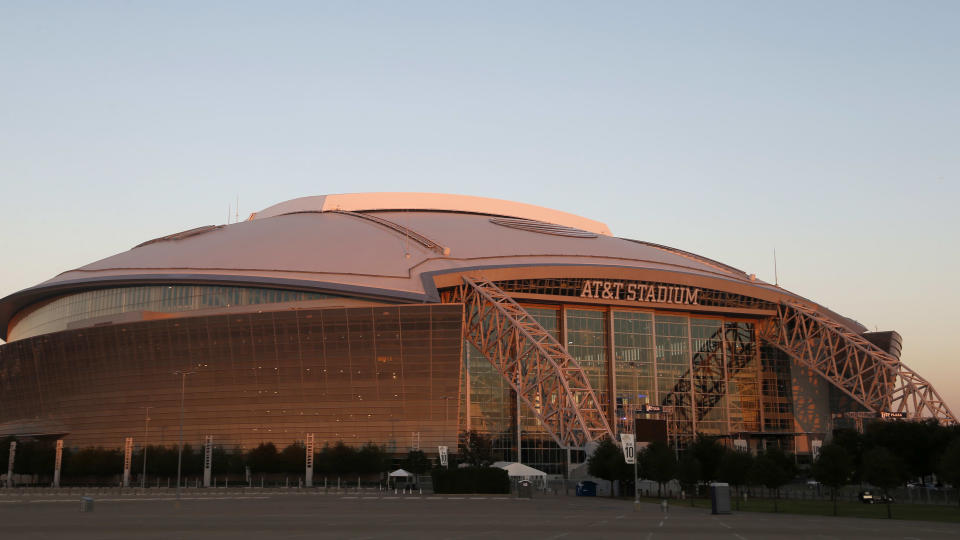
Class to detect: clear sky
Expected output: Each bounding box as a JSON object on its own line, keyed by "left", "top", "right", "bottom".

{"left": 1, "top": 1, "right": 958, "bottom": 409}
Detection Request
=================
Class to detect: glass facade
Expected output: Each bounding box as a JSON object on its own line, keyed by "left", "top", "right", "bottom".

{"left": 8, "top": 285, "right": 336, "bottom": 341}
{"left": 0, "top": 304, "right": 462, "bottom": 451}
{"left": 1, "top": 287, "right": 815, "bottom": 467}
{"left": 455, "top": 302, "right": 803, "bottom": 474}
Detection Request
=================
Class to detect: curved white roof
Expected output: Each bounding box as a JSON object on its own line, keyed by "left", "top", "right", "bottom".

{"left": 0, "top": 193, "right": 862, "bottom": 339}
{"left": 250, "top": 193, "right": 613, "bottom": 236}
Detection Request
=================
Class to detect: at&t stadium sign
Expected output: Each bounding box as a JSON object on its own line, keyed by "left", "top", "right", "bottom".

{"left": 579, "top": 280, "right": 701, "bottom": 305}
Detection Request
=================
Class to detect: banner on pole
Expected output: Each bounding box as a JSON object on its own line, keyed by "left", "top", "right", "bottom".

{"left": 620, "top": 433, "right": 636, "bottom": 465}
{"left": 438, "top": 445, "right": 449, "bottom": 467}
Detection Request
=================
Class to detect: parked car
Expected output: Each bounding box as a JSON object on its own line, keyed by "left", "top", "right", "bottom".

{"left": 858, "top": 490, "right": 895, "bottom": 504}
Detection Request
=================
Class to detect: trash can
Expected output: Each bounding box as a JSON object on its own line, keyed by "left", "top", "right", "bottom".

{"left": 518, "top": 480, "right": 533, "bottom": 499}
{"left": 80, "top": 497, "right": 94, "bottom": 512}
{"left": 710, "top": 483, "right": 731, "bottom": 514}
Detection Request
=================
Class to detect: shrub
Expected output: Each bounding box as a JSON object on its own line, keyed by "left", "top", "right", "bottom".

{"left": 431, "top": 466, "right": 509, "bottom": 494}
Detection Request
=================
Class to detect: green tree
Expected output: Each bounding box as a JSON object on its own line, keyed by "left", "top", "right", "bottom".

{"left": 750, "top": 447, "right": 796, "bottom": 512}
{"left": 832, "top": 428, "right": 864, "bottom": 483}
{"left": 403, "top": 449, "right": 431, "bottom": 475}
{"left": 459, "top": 431, "right": 494, "bottom": 467}
{"left": 687, "top": 435, "right": 724, "bottom": 482}
{"left": 676, "top": 453, "right": 701, "bottom": 506}
{"left": 863, "top": 446, "right": 907, "bottom": 519}
{"left": 864, "top": 419, "right": 941, "bottom": 481}
{"left": 279, "top": 443, "right": 306, "bottom": 474}
{"left": 587, "top": 438, "right": 631, "bottom": 497}
{"left": 717, "top": 450, "right": 753, "bottom": 510}
{"left": 329, "top": 441, "right": 358, "bottom": 476}
{"left": 811, "top": 444, "right": 852, "bottom": 516}
{"left": 639, "top": 441, "right": 677, "bottom": 497}
{"left": 356, "top": 443, "right": 389, "bottom": 475}
{"left": 246, "top": 442, "right": 280, "bottom": 474}
{"left": 937, "top": 438, "right": 960, "bottom": 508}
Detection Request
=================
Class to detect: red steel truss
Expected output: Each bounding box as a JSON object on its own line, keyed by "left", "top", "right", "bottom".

{"left": 759, "top": 302, "right": 956, "bottom": 424}
{"left": 446, "top": 277, "right": 614, "bottom": 448}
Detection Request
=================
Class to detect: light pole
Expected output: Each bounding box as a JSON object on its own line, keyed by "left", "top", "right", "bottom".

{"left": 141, "top": 406, "right": 152, "bottom": 488}
{"left": 173, "top": 370, "right": 196, "bottom": 501}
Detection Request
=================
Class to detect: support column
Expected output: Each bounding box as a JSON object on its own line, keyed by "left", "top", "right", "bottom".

{"left": 203, "top": 435, "right": 213, "bottom": 488}
{"left": 123, "top": 437, "right": 133, "bottom": 487}
{"left": 53, "top": 440, "right": 63, "bottom": 488}
{"left": 305, "top": 433, "right": 315, "bottom": 488}
{"left": 6, "top": 440, "right": 16, "bottom": 488}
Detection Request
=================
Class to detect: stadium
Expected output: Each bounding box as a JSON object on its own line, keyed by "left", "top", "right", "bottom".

{"left": 0, "top": 193, "right": 954, "bottom": 475}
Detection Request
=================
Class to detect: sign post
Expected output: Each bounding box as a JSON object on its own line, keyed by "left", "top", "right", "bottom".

{"left": 6, "top": 440, "right": 16, "bottom": 488}
{"left": 305, "top": 433, "right": 315, "bottom": 488}
{"left": 123, "top": 437, "right": 133, "bottom": 488}
{"left": 203, "top": 435, "right": 213, "bottom": 488}
{"left": 438, "top": 446, "right": 449, "bottom": 468}
{"left": 620, "top": 434, "right": 636, "bottom": 503}
{"left": 53, "top": 440, "right": 63, "bottom": 488}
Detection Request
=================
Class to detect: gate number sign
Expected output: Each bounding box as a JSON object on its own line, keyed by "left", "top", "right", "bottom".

{"left": 620, "top": 434, "right": 636, "bottom": 465}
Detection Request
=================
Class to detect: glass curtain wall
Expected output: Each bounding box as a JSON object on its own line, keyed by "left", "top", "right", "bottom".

{"left": 656, "top": 315, "right": 692, "bottom": 439}
{"left": 565, "top": 309, "right": 609, "bottom": 415}
{"left": 613, "top": 311, "right": 654, "bottom": 433}
{"left": 461, "top": 303, "right": 788, "bottom": 465}
{"left": 9, "top": 285, "right": 334, "bottom": 341}
{"left": 691, "top": 318, "right": 726, "bottom": 436}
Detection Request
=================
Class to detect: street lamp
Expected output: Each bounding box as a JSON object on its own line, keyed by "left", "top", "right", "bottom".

{"left": 173, "top": 370, "right": 196, "bottom": 501}
{"left": 141, "top": 406, "right": 152, "bottom": 489}
{"left": 439, "top": 396, "right": 454, "bottom": 422}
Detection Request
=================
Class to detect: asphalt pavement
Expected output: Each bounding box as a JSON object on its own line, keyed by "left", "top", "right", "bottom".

{"left": 0, "top": 490, "right": 958, "bottom": 539}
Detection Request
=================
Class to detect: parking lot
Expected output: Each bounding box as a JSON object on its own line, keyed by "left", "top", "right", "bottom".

{"left": 2, "top": 490, "right": 960, "bottom": 539}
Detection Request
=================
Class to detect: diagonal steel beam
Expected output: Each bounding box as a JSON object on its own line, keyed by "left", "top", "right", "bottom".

{"left": 758, "top": 302, "right": 956, "bottom": 425}
{"left": 445, "top": 276, "right": 614, "bottom": 448}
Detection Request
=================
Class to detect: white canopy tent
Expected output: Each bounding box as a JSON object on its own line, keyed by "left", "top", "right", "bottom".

{"left": 389, "top": 468, "right": 414, "bottom": 478}
{"left": 388, "top": 468, "right": 415, "bottom": 488}
{"left": 492, "top": 462, "right": 548, "bottom": 488}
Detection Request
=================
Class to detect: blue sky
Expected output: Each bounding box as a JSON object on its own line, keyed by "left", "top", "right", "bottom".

{"left": 1, "top": 1, "right": 958, "bottom": 408}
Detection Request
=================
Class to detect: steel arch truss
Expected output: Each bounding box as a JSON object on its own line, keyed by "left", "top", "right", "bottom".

{"left": 758, "top": 302, "right": 956, "bottom": 424}
{"left": 446, "top": 277, "right": 614, "bottom": 448}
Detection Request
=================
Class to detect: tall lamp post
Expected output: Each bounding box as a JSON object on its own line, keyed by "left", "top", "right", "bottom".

{"left": 173, "top": 370, "right": 196, "bottom": 501}
{"left": 141, "top": 406, "right": 152, "bottom": 488}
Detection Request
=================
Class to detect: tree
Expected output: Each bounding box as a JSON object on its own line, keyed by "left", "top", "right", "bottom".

{"left": 832, "top": 428, "right": 864, "bottom": 483}
{"left": 279, "top": 443, "right": 306, "bottom": 474}
{"left": 356, "top": 443, "right": 389, "bottom": 475}
{"left": 717, "top": 450, "right": 753, "bottom": 510}
{"left": 639, "top": 441, "right": 677, "bottom": 497}
{"left": 863, "top": 446, "right": 907, "bottom": 519}
{"left": 750, "top": 447, "right": 796, "bottom": 512}
{"left": 687, "top": 435, "right": 724, "bottom": 483}
{"left": 329, "top": 441, "right": 357, "bottom": 476}
{"left": 676, "top": 453, "right": 701, "bottom": 506}
{"left": 937, "top": 438, "right": 960, "bottom": 508}
{"left": 246, "top": 443, "right": 280, "bottom": 474}
{"left": 587, "top": 438, "right": 631, "bottom": 497}
{"left": 460, "top": 431, "right": 493, "bottom": 467}
{"left": 403, "top": 449, "right": 431, "bottom": 475}
{"left": 811, "top": 444, "right": 852, "bottom": 516}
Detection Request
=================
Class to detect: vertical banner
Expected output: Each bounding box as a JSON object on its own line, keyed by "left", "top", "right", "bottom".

{"left": 620, "top": 433, "right": 636, "bottom": 465}
{"left": 811, "top": 439, "right": 823, "bottom": 461}
{"left": 6, "top": 441, "right": 16, "bottom": 488}
{"left": 438, "top": 445, "right": 449, "bottom": 468}
{"left": 203, "top": 435, "right": 213, "bottom": 488}
{"left": 305, "top": 433, "right": 315, "bottom": 488}
{"left": 53, "top": 440, "right": 63, "bottom": 488}
{"left": 123, "top": 437, "right": 133, "bottom": 487}
{"left": 734, "top": 438, "right": 748, "bottom": 453}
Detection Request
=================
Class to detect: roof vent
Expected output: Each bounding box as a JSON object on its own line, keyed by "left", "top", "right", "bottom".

{"left": 489, "top": 217, "right": 597, "bottom": 238}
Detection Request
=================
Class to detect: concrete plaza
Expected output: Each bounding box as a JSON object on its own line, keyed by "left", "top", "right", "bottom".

{"left": 1, "top": 490, "right": 958, "bottom": 539}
